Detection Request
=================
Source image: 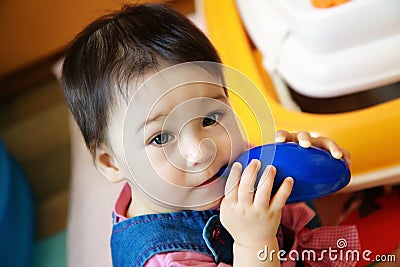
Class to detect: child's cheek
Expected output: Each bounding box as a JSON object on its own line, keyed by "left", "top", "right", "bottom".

{"left": 145, "top": 148, "right": 183, "bottom": 185}
{"left": 216, "top": 123, "right": 245, "bottom": 162}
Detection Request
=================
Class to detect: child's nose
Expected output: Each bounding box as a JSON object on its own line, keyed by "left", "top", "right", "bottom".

{"left": 178, "top": 129, "right": 215, "bottom": 168}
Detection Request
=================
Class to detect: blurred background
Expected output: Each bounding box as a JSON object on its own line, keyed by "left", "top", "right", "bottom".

{"left": 0, "top": 1, "right": 194, "bottom": 266}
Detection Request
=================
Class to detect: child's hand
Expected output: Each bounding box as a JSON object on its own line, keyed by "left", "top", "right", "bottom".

{"left": 275, "top": 130, "right": 352, "bottom": 165}
{"left": 220, "top": 160, "right": 293, "bottom": 249}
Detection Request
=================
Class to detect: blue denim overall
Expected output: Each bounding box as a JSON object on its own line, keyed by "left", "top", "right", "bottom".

{"left": 110, "top": 205, "right": 320, "bottom": 266}
{"left": 110, "top": 210, "right": 236, "bottom": 266}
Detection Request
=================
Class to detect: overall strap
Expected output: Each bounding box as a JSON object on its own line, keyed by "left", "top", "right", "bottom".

{"left": 111, "top": 210, "right": 219, "bottom": 267}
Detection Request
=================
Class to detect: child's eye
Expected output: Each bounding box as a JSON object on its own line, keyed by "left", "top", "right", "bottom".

{"left": 203, "top": 112, "right": 223, "bottom": 127}
{"left": 151, "top": 132, "right": 173, "bottom": 146}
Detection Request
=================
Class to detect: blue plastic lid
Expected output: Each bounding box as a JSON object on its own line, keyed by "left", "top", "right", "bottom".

{"left": 218, "top": 142, "right": 350, "bottom": 203}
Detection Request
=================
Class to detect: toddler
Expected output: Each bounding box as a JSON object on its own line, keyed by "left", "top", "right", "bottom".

{"left": 61, "top": 4, "right": 357, "bottom": 266}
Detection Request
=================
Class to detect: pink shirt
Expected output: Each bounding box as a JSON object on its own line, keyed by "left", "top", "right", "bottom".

{"left": 114, "top": 182, "right": 231, "bottom": 267}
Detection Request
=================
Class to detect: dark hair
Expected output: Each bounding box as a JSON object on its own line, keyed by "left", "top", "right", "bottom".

{"left": 61, "top": 3, "right": 221, "bottom": 157}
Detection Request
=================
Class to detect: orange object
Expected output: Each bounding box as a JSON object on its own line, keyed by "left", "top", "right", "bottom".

{"left": 311, "top": 0, "right": 349, "bottom": 8}
{"left": 0, "top": 0, "right": 191, "bottom": 78}
{"left": 203, "top": 0, "right": 400, "bottom": 192}
{"left": 0, "top": 0, "right": 122, "bottom": 78}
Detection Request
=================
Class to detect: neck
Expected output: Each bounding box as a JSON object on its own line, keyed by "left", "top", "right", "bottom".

{"left": 126, "top": 188, "right": 180, "bottom": 217}
{"left": 126, "top": 189, "right": 222, "bottom": 218}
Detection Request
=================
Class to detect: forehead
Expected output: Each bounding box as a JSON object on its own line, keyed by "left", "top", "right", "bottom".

{"left": 150, "top": 82, "right": 225, "bottom": 107}
{"left": 126, "top": 63, "right": 225, "bottom": 118}
{"left": 135, "top": 63, "right": 222, "bottom": 100}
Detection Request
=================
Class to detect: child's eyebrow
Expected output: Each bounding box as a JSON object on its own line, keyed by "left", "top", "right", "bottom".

{"left": 136, "top": 94, "right": 228, "bottom": 132}
{"left": 137, "top": 113, "right": 167, "bottom": 132}
{"left": 213, "top": 94, "right": 228, "bottom": 102}
{"left": 146, "top": 113, "right": 167, "bottom": 125}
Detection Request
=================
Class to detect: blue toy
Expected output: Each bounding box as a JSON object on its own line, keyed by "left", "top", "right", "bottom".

{"left": 218, "top": 142, "right": 350, "bottom": 203}
{"left": 0, "top": 139, "right": 34, "bottom": 267}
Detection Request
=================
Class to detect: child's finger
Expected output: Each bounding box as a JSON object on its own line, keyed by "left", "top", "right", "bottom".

{"left": 309, "top": 137, "right": 343, "bottom": 159}
{"left": 237, "top": 159, "right": 260, "bottom": 205}
{"left": 224, "top": 162, "right": 242, "bottom": 203}
{"left": 254, "top": 165, "right": 276, "bottom": 209}
{"left": 275, "top": 130, "right": 289, "bottom": 143}
{"left": 270, "top": 177, "right": 294, "bottom": 211}
{"left": 297, "top": 131, "right": 312, "bottom": 148}
{"left": 276, "top": 130, "right": 307, "bottom": 144}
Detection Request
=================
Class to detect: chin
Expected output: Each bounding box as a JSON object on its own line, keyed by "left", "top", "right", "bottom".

{"left": 191, "top": 198, "right": 221, "bottom": 211}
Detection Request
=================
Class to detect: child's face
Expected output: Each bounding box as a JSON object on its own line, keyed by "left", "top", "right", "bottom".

{"left": 109, "top": 64, "right": 246, "bottom": 210}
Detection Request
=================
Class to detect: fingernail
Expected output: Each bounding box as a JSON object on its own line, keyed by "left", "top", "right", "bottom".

{"left": 233, "top": 162, "right": 242, "bottom": 168}
{"left": 333, "top": 151, "right": 343, "bottom": 159}
{"left": 275, "top": 136, "right": 285, "bottom": 142}
{"left": 255, "top": 160, "right": 262, "bottom": 169}
{"left": 299, "top": 140, "right": 311, "bottom": 148}
{"left": 263, "top": 165, "right": 272, "bottom": 174}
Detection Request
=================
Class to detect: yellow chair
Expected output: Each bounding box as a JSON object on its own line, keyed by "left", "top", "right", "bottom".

{"left": 203, "top": 0, "right": 400, "bottom": 192}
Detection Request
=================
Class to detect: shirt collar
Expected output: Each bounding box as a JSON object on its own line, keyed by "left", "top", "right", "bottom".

{"left": 113, "top": 182, "right": 131, "bottom": 222}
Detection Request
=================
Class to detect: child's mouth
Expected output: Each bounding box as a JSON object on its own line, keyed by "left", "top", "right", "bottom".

{"left": 197, "top": 176, "right": 219, "bottom": 187}
{"left": 196, "top": 165, "right": 229, "bottom": 187}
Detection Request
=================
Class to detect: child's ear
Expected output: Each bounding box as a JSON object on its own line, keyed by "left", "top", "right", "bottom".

{"left": 95, "top": 145, "right": 125, "bottom": 183}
